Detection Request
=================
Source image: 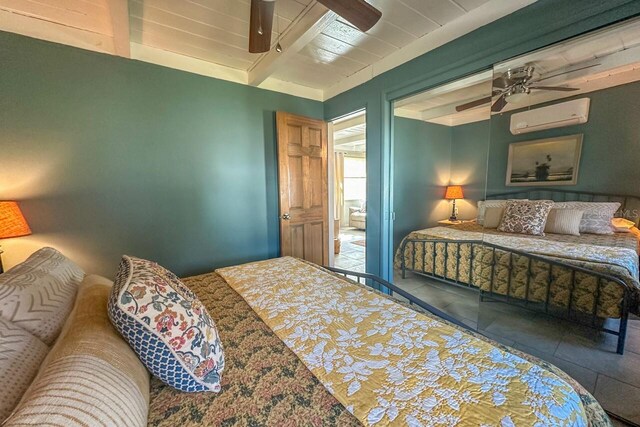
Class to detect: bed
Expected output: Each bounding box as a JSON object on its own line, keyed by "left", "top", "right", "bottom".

{"left": 147, "top": 257, "right": 610, "bottom": 426}
{"left": 395, "top": 189, "right": 640, "bottom": 355}
{"left": 1, "top": 248, "right": 613, "bottom": 426}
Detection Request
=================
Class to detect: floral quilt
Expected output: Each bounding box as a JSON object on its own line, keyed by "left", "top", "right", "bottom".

{"left": 217, "top": 257, "right": 591, "bottom": 427}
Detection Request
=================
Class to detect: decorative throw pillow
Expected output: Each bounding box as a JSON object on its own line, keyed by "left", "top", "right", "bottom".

{"left": 477, "top": 199, "right": 528, "bottom": 225}
{"left": 108, "top": 256, "right": 224, "bottom": 392}
{"left": 0, "top": 319, "right": 49, "bottom": 422}
{"left": 482, "top": 206, "right": 505, "bottom": 228}
{"left": 0, "top": 247, "right": 84, "bottom": 345}
{"left": 544, "top": 209, "right": 584, "bottom": 236}
{"left": 553, "top": 202, "right": 620, "bottom": 234}
{"left": 497, "top": 200, "right": 554, "bottom": 236}
{"left": 612, "top": 217, "right": 636, "bottom": 233}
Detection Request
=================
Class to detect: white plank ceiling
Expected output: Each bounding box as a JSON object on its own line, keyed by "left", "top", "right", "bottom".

{"left": 395, "top": 17, "right": 640, "bottom": 126}
{"left": 0, "top": 0, "right": 535, "bottom": 100}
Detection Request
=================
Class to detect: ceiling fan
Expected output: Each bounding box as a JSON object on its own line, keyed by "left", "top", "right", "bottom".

{"left": 455, "top": 65, "right": 584, "bottom": 113}
{"left": 249, "top": 0, "right": 382, "bottom": 53}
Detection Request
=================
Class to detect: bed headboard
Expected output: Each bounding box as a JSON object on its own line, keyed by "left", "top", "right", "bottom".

{"left": 486, "top": 189, "right": 640, "bottom": 225}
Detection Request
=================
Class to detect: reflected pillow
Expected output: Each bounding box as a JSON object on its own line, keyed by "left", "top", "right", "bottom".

{"left": 612, "top": 217, "right": 636, "bottom": 233}
{"left": 498, "top": 200, "right": 554, "bottom": 236}
{"left": 477, "top": 199, "right": 528, "bottom": 225}
{"left": 483, "top": 206, "right": 505, "bottom": 229}
{"left": 553, "top": 202, "right": 620, "bottom": 234}
{"left": 544, "top": 209, "right": 584, "bottom": 236}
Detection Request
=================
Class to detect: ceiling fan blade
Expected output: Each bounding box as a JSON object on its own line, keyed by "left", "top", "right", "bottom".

{"left": 533, "top": 63, "right": 601, "bottom": 83}
{"left": 528, "top": 86, "right": 579, "bottom": 92}
{"left": 316, "top": 0, "right": 382, "bottom": 32}
{"left": 249, "top": 0, "right": 275, "bottom": 53}
{"left": 455, "top": 96, "right": 492, "bottom": 112}
{"left": 491, "top": 94, "right": 508, "bottom": 112}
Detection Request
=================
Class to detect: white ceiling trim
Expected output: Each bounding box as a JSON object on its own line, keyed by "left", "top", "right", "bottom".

{"left": 248, "top": 2, "right": 336, "bottom": 86}
{"left": 106, "top": 0, "right": 130, "bottom": 57}
{"left": 323, "top": 0, "right": 538, "bottom": 100}
{"left": 0, "top": 8, "right": 115, "bottom": 54}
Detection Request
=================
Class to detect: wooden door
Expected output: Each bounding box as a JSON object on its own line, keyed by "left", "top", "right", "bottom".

{"left": 277, "top": 111, "right": 329, "bottom": 265}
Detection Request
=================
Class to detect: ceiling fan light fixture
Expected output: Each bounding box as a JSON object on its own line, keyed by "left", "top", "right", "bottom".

{"left": 505, "top": 86, "right": 530, "bottom": 105}
{"left": 276, "top": 42, "right": 283, "bottom": 53}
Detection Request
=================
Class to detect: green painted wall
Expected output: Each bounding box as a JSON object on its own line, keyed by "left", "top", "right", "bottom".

{"left": 393, "top": 118, "right": 452, "bottom": 253}
{"left": 450, "top": 121, "right": 491, "bottom": 218}
{"left": 324, "top": 0, "right": 640, "bottom": 279}
{"left": 0, "top": 31, "right": 323, "bottom": 277}
{"left": 486, "top": 81, "right": 640, "bottom": 196}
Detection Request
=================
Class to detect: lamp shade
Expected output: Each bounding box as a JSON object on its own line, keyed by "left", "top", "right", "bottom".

{"left": 0, "top": 201, "right": 31, "bottom": 239}
{"left": 444, "top": 185, "right": 464, "bottom": 200}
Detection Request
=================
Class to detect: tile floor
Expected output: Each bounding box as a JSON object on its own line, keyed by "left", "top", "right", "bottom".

{"left": 394, "top": 271, "right": 640, "bottom": 426}
{"left": 334, "top": 227, "right": 365, "bottom": 272}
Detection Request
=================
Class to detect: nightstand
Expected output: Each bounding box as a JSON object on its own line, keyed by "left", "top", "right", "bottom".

{"left": 438, "top": 219, "right": 474, "bottom": 226}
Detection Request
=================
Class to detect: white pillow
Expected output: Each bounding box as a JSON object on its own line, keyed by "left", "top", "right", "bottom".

{"left": 483, "top": 206, "right": 505, "bottom": 228}
{"left": 544, "top": 209, "right": 584, "bottom": 236}
{"left": 553, "top": 202, "right": 620, "bottom": 234}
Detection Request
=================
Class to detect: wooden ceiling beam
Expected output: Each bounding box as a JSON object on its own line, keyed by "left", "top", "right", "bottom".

{"left": 106, "top": 0, "right": 130, "bottom": 57}
{"left": 248, "top": 2, "right": 337, "bottom": 87}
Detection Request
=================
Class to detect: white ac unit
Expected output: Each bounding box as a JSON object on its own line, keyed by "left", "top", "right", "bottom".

{"left": 509, "top": 98, "right": 590, "bottom": 135}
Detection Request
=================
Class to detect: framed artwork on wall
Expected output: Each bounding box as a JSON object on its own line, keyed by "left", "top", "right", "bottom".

{"left": 506, "top": 134, "right": 583, "bottom": 186}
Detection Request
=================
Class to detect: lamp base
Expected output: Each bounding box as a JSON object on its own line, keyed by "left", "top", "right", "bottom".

{"left": 449, "top": 216, "right": 458, "bottom": 222}
{"left": 449, "top": 199, "right": 458, "bottom": 222}
{"left": 0, "top": 249, "right": 3, "bottom": 274}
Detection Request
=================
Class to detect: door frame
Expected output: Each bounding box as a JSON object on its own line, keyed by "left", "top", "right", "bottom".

{"left": 326, "top": 108, "right": 367, "bottom": 268}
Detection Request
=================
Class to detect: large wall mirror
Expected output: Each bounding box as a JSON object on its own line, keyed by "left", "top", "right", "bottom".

{"left": 391, "top": 17, "right": 640, "bottom": 424}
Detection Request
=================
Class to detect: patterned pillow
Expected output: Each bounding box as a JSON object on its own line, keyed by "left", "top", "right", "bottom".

{"left": 477, "top": 199, "right": 528, "bottom": 225}
{"left": 0, "top": 247, "right": 84, "bottom": 344}
{"left": 108, "top": 256, "right": 224, "bottom": 392}
{"left": 498, "top": 200, "right": 554, "bottom": 236}
{"left": 553, "top": 202, "right": 620, "bottom": 234}
{"left": 0, "top": 319, "right": 49, "bottom": 422}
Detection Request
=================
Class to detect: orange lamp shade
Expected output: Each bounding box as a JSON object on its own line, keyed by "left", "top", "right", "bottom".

{"left": 0, "top": 201, "right": 32, "bottom": 239}
{"left": 444, "top": 185, "right": 464, "bottom": 200}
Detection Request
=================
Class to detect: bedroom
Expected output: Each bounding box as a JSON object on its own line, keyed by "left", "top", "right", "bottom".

{"left": 2, "top": 0, "right": 640, "bottom": 426}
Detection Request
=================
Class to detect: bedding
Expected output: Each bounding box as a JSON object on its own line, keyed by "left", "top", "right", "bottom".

{"left": 150, "top": 260, "right": 610, "bottom": 427}
{"left": 553, "top": 201, "right": 620, "bottom": 234}
{"left": 497, "top": 200, "right": 554, "bottom": 235}
{"left": 545, "top": 208, "right": 584, "bottom": 236}
{"left": 395, "top": 224, "right": 640, "bottom": 318}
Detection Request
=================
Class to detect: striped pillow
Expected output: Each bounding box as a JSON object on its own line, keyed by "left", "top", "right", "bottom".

{"left": 0, "top": 319, "right": 49, "bottom": 422}
{"left": 544, "top": 209, "right": 584, "bottom": 236}
{"left": 4, "top": 275, "right": 150, "bottom": 427}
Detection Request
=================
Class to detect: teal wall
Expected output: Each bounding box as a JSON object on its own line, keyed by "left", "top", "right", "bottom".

{"left": 324, "top": 0, "right": 640, "bottom": 280}
{"left": 450, "top": 121, "right": 491, "bottom": 218}
{"left": 0, "top": 31, "right": 323, "bottom": 277}
{"left": 393, "top": 118, "right": 451, "bottom": 253}
{"left": 486, "top": 81, "right": 640, "bottom": 196}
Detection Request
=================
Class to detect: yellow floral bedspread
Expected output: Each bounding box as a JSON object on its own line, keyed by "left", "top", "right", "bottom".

{"left": 217, "top": 257, "right": 587, "bottom": 426}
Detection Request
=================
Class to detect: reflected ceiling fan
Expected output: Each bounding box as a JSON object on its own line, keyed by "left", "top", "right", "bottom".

{"left": 455, "top": 65, "right": 588, "bottom": 113}
{"left": 249, "top": 0, "right": 382, "bottom": 53}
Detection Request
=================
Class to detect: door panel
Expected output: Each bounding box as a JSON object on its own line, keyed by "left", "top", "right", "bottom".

{"left": 277, "top": 112, "right": 329, "bottom": 265}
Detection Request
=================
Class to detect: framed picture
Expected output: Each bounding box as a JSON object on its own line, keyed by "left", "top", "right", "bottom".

{"left": 506, "top": 134, "right": 583, "bottom": 186}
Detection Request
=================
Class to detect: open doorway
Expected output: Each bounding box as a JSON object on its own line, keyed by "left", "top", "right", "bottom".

{"left": 332, "top": 111, "right": 366, "bottom": 273}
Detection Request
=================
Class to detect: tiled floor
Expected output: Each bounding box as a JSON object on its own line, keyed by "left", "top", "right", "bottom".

{"left": 334, "top": 227, "right": 365, "bottom": 272}
{"left": 394, "top": 271, "right": 640, "bottom": 426}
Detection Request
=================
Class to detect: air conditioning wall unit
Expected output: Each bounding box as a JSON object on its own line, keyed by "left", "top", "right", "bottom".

{"left": 509, "top": 98, "right": 590, "bottom": 135}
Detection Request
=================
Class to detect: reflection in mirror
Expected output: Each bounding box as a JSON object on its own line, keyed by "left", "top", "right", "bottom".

{"left": 391, "top": 71, "right": 492, "bottom": 332}
{"left": 478, "top": 17, "right": 640, "bottom": 425}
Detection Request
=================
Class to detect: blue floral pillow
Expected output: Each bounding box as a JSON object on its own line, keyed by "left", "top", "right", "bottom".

{"left": 108, "top": 256, "right": 224, "bottom": 392}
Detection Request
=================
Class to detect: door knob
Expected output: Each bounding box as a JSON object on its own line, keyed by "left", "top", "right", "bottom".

{"left": 282, "top": 213, "right": 291, "bottom": 220}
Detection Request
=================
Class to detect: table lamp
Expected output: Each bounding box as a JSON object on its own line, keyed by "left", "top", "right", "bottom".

{"left": 444, "top": 185, "right": 464, "bottom": 221}
{"left": 0, "top": 201, "right": 32, "bottom": 274}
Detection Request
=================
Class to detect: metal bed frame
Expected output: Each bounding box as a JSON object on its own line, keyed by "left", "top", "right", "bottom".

{"left": 398, "top": 189, "right": 640, "bottom": 355}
